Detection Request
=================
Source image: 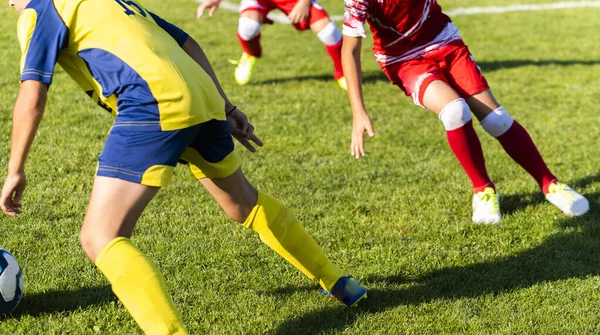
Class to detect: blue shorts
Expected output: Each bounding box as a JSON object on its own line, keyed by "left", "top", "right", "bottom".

{"left": 97, "top": 120, "right": 242, "bottom": 187}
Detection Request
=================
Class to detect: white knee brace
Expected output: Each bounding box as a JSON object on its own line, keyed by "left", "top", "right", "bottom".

{"left": 316, "top": 22, "right": 342, "bottom": 46}
{"left": 480, "top": 106, "right": 514, "bottom": 137}
{"left": 438, "top": 98, "right": 472, "bottom": 130}
{"left": 238, "top": 17, "right": 261, "bottom": 41}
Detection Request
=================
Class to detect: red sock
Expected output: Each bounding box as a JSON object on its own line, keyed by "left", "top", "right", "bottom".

{"left": 325, "top": 41, "right": 343, "bottom": 80}
{"left": 496, "top": 121, "right": 557, "bottom": 194}
{"left": 237, "top": 32, "right": 262, "bottom": 57}
{"left": 446, "top": 120, "right": 494, "bottom": 193}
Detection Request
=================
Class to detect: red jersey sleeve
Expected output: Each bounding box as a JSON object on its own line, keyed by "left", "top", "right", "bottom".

{"left": 343, "top": 0, "right": 369, "bottom": 38}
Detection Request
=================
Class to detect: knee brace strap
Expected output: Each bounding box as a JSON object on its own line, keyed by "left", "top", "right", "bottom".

{"left": 438, "top": 98, "right": 472, "bottom": 131}
{"left": 238, "top": 17, "right": 261, "bottom": 41}
{"left": 480, "top": 106, "right": 514, "bottom": 137}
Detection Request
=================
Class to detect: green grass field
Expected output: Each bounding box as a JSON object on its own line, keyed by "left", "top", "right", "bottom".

{"left": 0, "top": 0, "right": 599, "bottom": 333}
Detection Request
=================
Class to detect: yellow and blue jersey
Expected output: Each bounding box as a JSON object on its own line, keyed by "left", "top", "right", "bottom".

{"left": 18, "top": 0, "right": 225, "bottom": 131}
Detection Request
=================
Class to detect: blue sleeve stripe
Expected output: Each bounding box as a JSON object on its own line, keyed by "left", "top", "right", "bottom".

{"left": 21, "top": 73, "right": 52, "bottom": 83}
{"left": 22, "top": 69, "right": 53, "bottom": 77}
{"left": 148, "top": 11, "right": 189, "bottom": 46}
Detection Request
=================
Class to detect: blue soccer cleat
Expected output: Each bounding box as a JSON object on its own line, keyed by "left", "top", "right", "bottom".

{"left": 323, "top": 276, "right": 367, "bottom": 307}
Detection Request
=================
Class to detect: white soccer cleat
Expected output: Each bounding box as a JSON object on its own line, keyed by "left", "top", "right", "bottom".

{"left": 545, "top": 182, "right": 589, "bottom": 216}
{"left": 472, "top": 187, "right": 501, "bottom": 224}
{"left": 233, "top": 52, "right": 257, "bottom": 86}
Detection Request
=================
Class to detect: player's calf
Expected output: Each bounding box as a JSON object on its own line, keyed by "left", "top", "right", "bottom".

{"left": 242, "top": 191, "right": 367, "bottom": 305}
{"left": 438, "top": 98, "right": 498, "bottom": 223}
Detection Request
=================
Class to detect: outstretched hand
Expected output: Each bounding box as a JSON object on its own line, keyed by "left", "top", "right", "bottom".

{"left": 0, "top": 171, "right": 27, "bottom": 217}
{"left": 351, "top": 112, "right": 375, "bottom": 159}
{"left": 227, "top": 108, "right": 263, "bottom": 152}
{"left": 197, "top": 0, "right": 221, "bottom": 19}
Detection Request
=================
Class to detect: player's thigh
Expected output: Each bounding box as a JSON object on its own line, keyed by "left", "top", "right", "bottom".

{"left": 179, "top": 120, "right": 253, "bottom": 221}
{"left": 81, "top": 176, "right": 159, "bottom": 261}
{"left": 465, "top": 89, "right": 502, "bottom": 122}
{"left": 422, "top": 80, "right": 463, "bottom": 114}
{"left": 239, "top": 0, "right": 270, "bottom": 23}
{"left": 383, "top": 59, "right": 458, "bottom": 113}
{"left": 82, "top": 125, "right": 201, "bottom": 259}
{"left": 240, "top": 9, "right": 265, "bottom": 23}
{"left": 308, "top": 4, "right": 331, "bottom": 33}
{"left": 443, "top": 44, "right": 497, "bottom": 120}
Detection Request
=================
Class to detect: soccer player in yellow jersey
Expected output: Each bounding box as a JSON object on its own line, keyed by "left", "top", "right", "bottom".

{"left": 1, "top": 0, "right": 366, "bottom": 333}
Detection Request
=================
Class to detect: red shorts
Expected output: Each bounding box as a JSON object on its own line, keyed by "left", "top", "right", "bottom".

{"left": 239, "top": 0, "right": 329, "bottom": 30}
{"left": 382, "top": 41, "right": 489, "bottom": 107}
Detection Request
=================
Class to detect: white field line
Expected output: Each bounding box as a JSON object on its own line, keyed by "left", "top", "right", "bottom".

{"left": 198, "top": 0, "right": 600, "bottom": 24}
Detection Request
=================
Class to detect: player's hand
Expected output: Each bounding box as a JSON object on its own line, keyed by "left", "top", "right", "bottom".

{"left": 351, "top": 112, "right": 375, "bottom": 159}
{"left": 0, "top": 171, "right": 27, "bottom": 217}
{"left": 227, "top": 108, "right": 264, "bottom": 153}
{"left": 288, "top": 1, "right": 310, "bottom": 24}
{"left": 197, "top": 0, "right": 221, "bottom": 19}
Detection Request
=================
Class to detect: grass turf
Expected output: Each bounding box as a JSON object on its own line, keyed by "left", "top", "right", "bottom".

{"left": 0, "top": 0, "right": 599, "bottom": 333}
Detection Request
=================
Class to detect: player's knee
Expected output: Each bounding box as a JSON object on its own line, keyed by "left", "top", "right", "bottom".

{"left": 238, "top": 17, "right": 261, "bottom": 41}
{"left": 316, "top": 21, "right": 342, "bottom": 45}
{"left": 438, "top": 98, "right": 472, "bottom": 130}
{"left": 480, "top": 106, "right": 514, "bottom": 137}
{"left": 79, "top": 222, "right": 120, "bottom": 262}
{"left": 79, "top": 227, "right": 100, "bottom": 261}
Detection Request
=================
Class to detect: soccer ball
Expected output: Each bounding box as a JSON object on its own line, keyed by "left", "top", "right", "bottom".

{"left": 0, "top": 249, "right": 24, "bottom": 315}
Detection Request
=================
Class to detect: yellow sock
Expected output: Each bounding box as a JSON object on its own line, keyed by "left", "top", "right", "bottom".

{"left": 243, "top": 191, "right": 344, "bottom": 291}
{"left": 95, "top": 238, "right": 188, "bottom": 335}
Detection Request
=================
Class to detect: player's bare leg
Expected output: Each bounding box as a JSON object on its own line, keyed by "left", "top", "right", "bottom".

{"left": 235, "top": 10, "right": 264, "bottom": 85}
{"left": 80, "top": 177, "right": 187, "bottom": 335}
{"left": 422, "top": 81, "right": 500, "bottom": 223}
{"left": 198, "top": 168, "right": 366, "bottom": 306}
{"left": 310, "top": 17, "right": 346, "bottom": 90}
{"left": 467, "top": 89, "right": 589, "bottom": 216}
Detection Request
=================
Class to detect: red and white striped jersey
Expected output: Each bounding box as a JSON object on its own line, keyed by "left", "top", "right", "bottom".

{"left": 343, "top": 0, "right": 461, "bottom": 66}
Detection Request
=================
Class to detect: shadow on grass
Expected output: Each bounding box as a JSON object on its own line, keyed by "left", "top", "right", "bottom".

{"left": 9, "top": 285, "right": 115, "bottom": 319}
{"left": 251, "top": 59, "right": 600, "bottom": 87}
{"left": 275, "top": 176, "right": 600, "bottom": 334}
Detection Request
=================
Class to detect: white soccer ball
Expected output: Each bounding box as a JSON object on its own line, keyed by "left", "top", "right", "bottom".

{"left": 0, "top": 249, "right": 24, "bottom": 315}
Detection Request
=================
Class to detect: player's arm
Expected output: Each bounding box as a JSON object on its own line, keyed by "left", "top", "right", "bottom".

{"left": 148, "top": 13, "right": 235, "bottom": 114}
{"left": 342, "top": 0, "right": 374, "bottom": 158}
{"left": 181, "top": 37, "right": 263, "bottom": 152}
{"left": 342, "top": 35, "right": 374, "bottom": 159}
{"left": 181, "top": 37, "right": 235, "bottom": 113}
{"left": 197, "top": 0, "right": 222, "bottom": 19}
{"left": 1, "top": 5, "right": 67, "bottom": 216}
{"left": 1, "top": 81, "right": 48, "bottom": 216}
{"left": 149, "top": 12, "right": 261, "bottom": 151}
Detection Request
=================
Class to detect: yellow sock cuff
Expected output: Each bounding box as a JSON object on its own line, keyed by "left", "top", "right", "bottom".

{"left": 242, "top": 190, "right": 284, "bottom": 229}
{"left": 95, "top": 237, "right": 128, "bottom": 269}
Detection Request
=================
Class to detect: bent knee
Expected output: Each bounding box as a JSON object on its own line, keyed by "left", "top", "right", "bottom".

{"left": 225, "top": 202, "right": 255, "bottom": 223}
{"left": 438, "top": 98, "right": 472, "bottom": 130}
{"left": 79, "top": 224, "right": 120, "bottom": 262}
{"left": 238, "top": 17, "right": 261, "bottom": 40}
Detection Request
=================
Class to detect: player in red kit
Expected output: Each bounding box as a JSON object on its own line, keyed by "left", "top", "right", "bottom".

{"left": 341, "top": 0, "right": 589, "bottom": 223}
{"left": 197, "top": 0, "right": 347, "bottom": 90}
